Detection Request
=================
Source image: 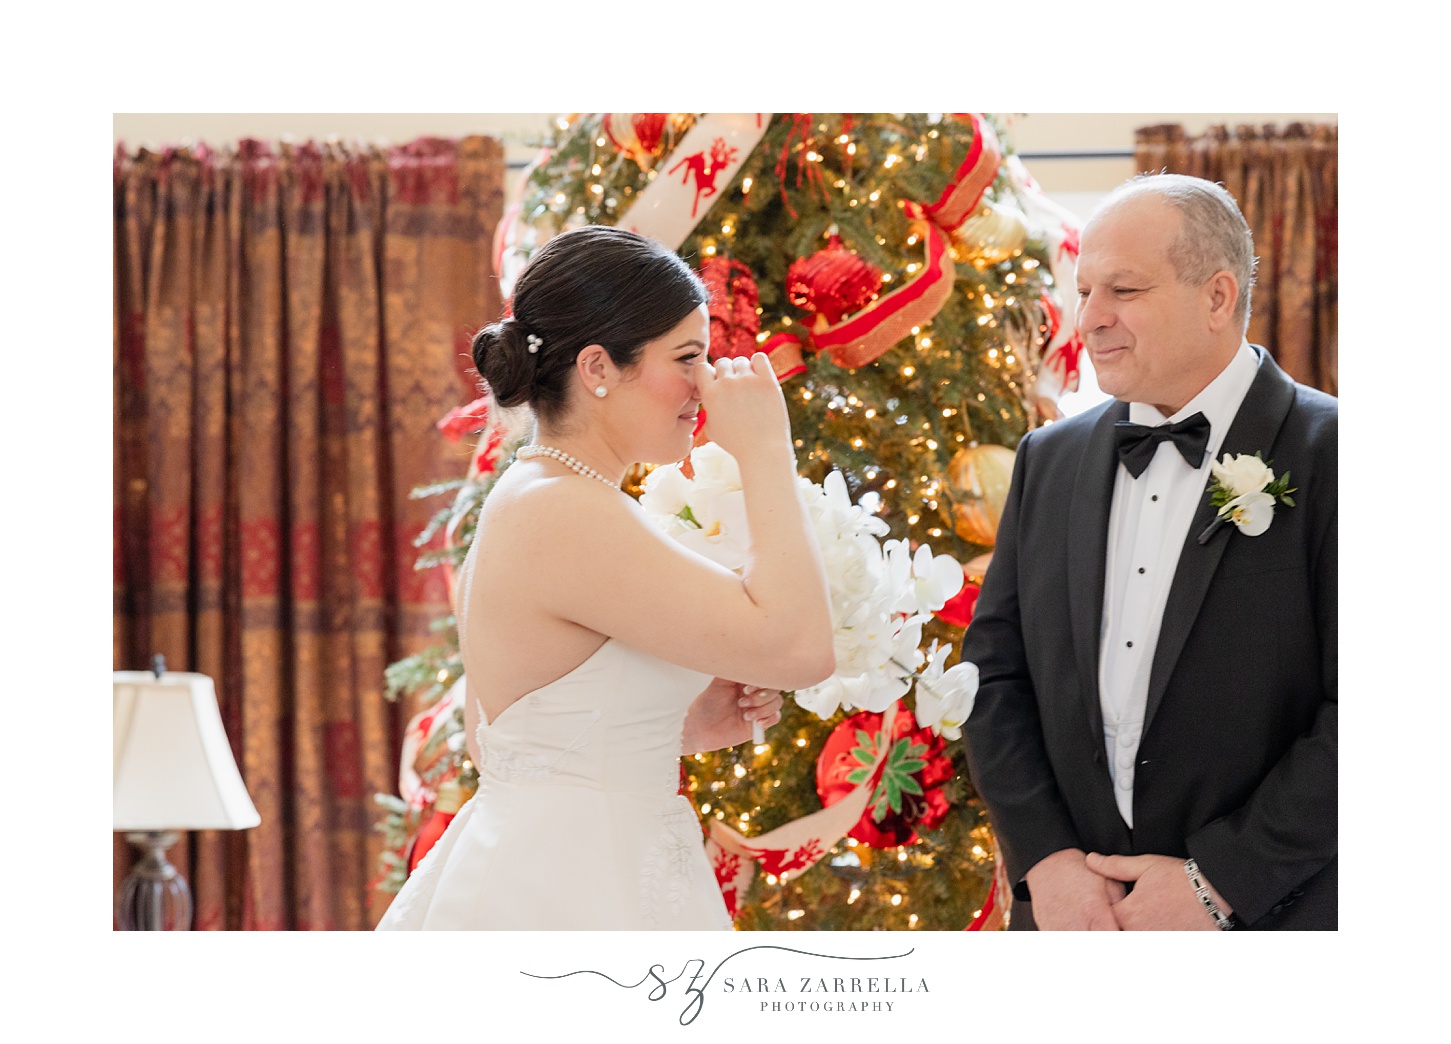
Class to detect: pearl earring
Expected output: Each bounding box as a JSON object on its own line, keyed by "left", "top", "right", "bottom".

{"left": 594, "top": 386, "right": 608, "bottom": 398}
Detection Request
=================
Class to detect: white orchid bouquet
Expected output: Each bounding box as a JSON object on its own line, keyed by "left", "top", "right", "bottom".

{"left": 639, "top": 443, "right": 979, "bottom": 740}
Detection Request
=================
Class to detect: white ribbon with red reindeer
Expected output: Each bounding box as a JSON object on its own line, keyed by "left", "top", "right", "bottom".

{"left": 1003, "top": 154, "right": 1084, "bottom": 403}
{"left": 703, "top": 702, "right": 899, "bottom": 919}
{"left": 618, "top": 113, "right": 773, "bottom": 251}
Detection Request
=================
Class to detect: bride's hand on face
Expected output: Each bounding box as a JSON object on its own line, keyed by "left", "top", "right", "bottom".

{"left": 693, "top": 353, "right": 791, "bottom": 466}
{"left": 680, "top": 677, "right": 784, "bottom": 754}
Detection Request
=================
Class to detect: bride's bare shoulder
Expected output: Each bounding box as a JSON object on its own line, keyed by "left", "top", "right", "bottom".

{"left": 479, "top": 462, "right": 640, "bottom": 538}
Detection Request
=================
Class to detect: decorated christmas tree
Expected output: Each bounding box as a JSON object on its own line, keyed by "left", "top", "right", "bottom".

{"left": 375, "top": 113, "right": 1083, "bottom": 930}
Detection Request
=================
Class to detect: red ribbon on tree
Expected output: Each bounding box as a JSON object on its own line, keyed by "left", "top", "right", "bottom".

{"left": 963, "top": 857, "right": 1011, "bottom": 930}
{"left": 436, "top": 395, "right": 492, "bottom": 442}
{"left": 761, "top": 332, "right": 806, "bottom": 381}
{"left": 810, "top": 224, "right": 956, "bottom": 370}
{"left": 920, "top": 114, "right": 1004, "bottom": 232}
{"left": 805, "top": 114, "right": 1003, "bottom": 370}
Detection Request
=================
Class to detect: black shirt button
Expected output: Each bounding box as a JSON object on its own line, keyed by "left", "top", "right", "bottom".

{"left": 1126, "top": 641, "right": 1134, "bottom": 648}
{"left": 1151, "top": 495, "right": 1159, "bottom": 502}
{"left": 1138, "top": 567, "right": 1146, "bottom": 574}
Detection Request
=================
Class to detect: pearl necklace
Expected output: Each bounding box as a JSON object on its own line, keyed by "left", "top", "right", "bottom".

{"left": 516, "top": 444, "right": 621, "bottom": 491}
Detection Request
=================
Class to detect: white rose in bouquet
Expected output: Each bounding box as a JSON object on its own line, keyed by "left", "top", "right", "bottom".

{"left": 640, "top": 444, "right": 750, "bottom": 571}
{"left": 639, "top": 461, "right": 693, "bottom": 518}
{"left": 689, "top": 441, "right": 744, "bottom": 490}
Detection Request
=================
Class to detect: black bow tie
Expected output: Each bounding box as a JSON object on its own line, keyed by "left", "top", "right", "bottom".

{"left": 1113, "top": 412, "right": 1211, "bottom": 478}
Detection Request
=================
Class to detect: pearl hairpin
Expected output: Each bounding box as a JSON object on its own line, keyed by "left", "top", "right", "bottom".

{"left": 516, "top": 445, "right": 621, "bottom": 491}
{"left": 525, "top": 333, "right": 543, "bottom": 354}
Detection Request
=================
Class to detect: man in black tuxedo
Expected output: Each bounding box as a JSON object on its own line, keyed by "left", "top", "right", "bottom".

{"left": 960, "top": 173, "right": 1336, "bottom": 930}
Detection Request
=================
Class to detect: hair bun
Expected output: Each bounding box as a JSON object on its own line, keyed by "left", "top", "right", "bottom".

{"left": 470, "top": 317, "right": 534, "bottom": 409}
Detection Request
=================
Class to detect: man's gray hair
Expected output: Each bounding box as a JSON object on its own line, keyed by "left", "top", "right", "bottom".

{"left": 1100, "top": 173, "right": 1257, "bottom": 330}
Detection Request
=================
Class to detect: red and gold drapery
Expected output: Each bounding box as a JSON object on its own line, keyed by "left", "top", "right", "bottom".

{"left": 1136, "top": 122, "right": 1337, "bottom": 395}
{"left": 113, "top": 134, "right": 504, "bottom": 929}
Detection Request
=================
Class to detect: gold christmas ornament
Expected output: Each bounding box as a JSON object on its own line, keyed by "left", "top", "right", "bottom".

{"left": 948, "top": 443, "right": 1017, "bottom": 545}
{"left": 602, "top": 113, "right": 673, "bottom": 168}
{"left": 623, "top": 462, "right": 654, "bottom": 499}
{"left": 951, "top": 200, "right": 1029, "bottom": 267}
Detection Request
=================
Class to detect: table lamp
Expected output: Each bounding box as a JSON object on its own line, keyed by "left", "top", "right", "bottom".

{"left": 113, "top": 658, "right": 260, "bottom": 930}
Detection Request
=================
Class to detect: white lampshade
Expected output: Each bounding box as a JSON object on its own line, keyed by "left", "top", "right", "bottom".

{"left": 113, "top": 671, "right": 261, "bottom": 831}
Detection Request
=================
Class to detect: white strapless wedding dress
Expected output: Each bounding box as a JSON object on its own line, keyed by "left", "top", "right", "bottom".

{"left": 375, "top": 638, "right": 734, "bottom": 931}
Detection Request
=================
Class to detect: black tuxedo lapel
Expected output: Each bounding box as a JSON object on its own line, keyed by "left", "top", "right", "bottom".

{"left": 1067, "top": 401, "right": 1127, "bottom": 743}
{"left": 1143, "top": 347, "right": 1297, "bottom": 734}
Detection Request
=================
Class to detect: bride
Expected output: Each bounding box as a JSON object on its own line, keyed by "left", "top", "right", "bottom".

{"left": 376, "top": 225, "right": 834, "bottom": 930}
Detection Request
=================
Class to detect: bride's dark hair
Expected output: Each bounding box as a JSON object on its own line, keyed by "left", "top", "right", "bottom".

{"left": 471, "top": 225, "right": 708, "bottom": 425}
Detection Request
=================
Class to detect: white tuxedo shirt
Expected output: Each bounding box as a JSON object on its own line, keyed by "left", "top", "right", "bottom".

{"left": 1098, "top": 340, "right": 1257, "bottom": 826}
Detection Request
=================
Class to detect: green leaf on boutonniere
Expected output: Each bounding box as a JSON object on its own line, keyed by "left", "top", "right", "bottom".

{"left": 1264, "top": 468, "right": 1297, "bottom": 506}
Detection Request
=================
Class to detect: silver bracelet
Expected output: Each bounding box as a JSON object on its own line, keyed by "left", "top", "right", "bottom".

{"left": 1184, "top": 858, "right": 1236, "bottom": 930}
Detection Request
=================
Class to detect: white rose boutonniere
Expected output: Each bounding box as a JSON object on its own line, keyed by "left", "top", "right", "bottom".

{"left": 1201, "top": 452, "right": 1296, "bottom": 540}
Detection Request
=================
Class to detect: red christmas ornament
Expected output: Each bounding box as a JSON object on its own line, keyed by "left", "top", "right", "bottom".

{"left": 786, "top": 233, "right": 885, "bottom": 326}
{"left": 405, "top": 777, "right": 473, "bottom": 874}
{"left": 631, "top": 113, "right": 667, "bottom": 153}
{"left": 815, "top": 701, "right": 955, "bottom": 848}
{"left": 406, "top": 808, "right": 456, "bottom": 874}
{"left": 603, "top": 113, "right": 672, "bottom": 167}
{"left": 934, "top": 580, "right": 981, "bottom": 629}
{"left": 699, "top": 257, "right": 761, "bottom": 360}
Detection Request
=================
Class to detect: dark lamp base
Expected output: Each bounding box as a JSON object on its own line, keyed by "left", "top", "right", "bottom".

{"left": 116, "top": 830, "right": 192, "bottom": 931}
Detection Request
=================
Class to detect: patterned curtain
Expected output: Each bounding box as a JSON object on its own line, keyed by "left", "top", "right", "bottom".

{"left": 114, "top": 135, "right": 505, "bottom": 929}
{"left": 1135, "top": 122, "right": 1337, "bottom": 395}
